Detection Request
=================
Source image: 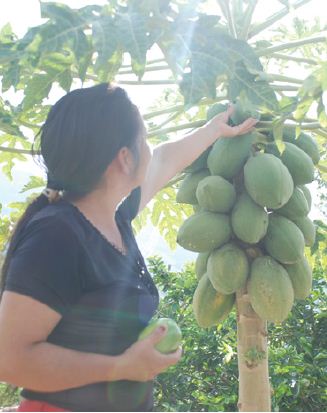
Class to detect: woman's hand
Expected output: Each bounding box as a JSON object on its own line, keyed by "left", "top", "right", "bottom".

{"left": 204, "top": 105, "right": 258, "bottom": 139}
{"left": 115, "top": 326, "right": 182, "bottom": 382}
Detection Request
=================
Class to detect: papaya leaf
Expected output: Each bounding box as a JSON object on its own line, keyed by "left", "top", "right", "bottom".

{"left": 116, "top": 11, "right": 152, "bottom": 78}
{"left": 228, "top": 61, "right": 278, "bottom": 111}
{"left": 272, "top": 118, "right": 286, "bottom": 154}
{"left": 151, "top": 186, "right": 193, "bottom": 250}
{"left": 0, "top": 145, "right": 26, "bottom": 181}
{"left": 0, "top": 99, "right": 24, "bottom": 137}
{"left": 38, "top": 52, "right": 74, "bottom": 92}
{"left": 96, "top": 49, "right": 123, "bottom": 83}
{"left": 0, "top": 23, "right": 15, "bottom": 44}
{"left": 22, "top": 73, "right": 53, "bottom": 111}
{"left": 132, "top": 205, "right": 151, "bottom": 235}
{"left": 317, "top": 97, "right": 327, "bottom": 128}
{"left": 293, "top": 96, "right": 314, "bottom": 121}
{"left": 93, "top": 15, "right": 118, "bottom": 71}
{"left": 19, "top": 176, "right": 46, "bottom": 193}
{"left": 1, "top": 61, "right": 20, "bottom": 92}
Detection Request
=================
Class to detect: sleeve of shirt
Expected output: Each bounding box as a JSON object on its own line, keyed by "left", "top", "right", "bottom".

{"left": 117, "top": 186, "right": 141, "bottom": 222}
{"left": 4, "top": 216, "right": 82, "bottom": 316}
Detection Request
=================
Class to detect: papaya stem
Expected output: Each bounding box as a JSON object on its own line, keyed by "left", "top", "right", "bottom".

{"left": 256, "top": 33, "right": 327, "bottom": 56}
{"left": 268, "top": 53, "right": 318, "bottom": 66}
{"left": 118, "top": 65, "right": 170, "bottom": 75}
{"left": 248, "top": 0, "right": 312, "bottom": 39}
{"left": 143, "top": 97, "right": 227, "bottom": 120}
{"left": 117, "top": 79, "right": 176, "bottom": 85}
{"left": 147, "top": 120, "right": 206, "bottom": 138}
{"left": 239, "top": 0, "right": 258, "bottom": 40}
{"left": 121, "top": 58, "right": 165, "bottom": 68}
{"left": 264, "top": 73, "right": 303, "bottom": 84}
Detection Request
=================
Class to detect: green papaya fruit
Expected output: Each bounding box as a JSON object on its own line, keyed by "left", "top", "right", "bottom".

{"left": 230, "top": 99, "right": 260, "bottom": 125}
{"left": 192, "top": 273, "right": 235, "bottom": 328}
{"left": 264, "top": 214, "right": 305, "bottom": 264}
{"left": 299, "top": 185, "right": 312, "bottom": 210}
{"left": 183, "top": 147, "right": 212, "bottom": 173}
{"left": 249, "top": 256, "right": 294, "bottom": 323}
{"left": 207, "top": 243, "right": 249, "bottom": 294}
{"left": 282, "top": 130, "right": 320, "bottom": 165}
{"left": 206, "top": 103, "right": 228, "bottom": 121}
{"left": 244, "top": 153, "right": 294, "bottom": 209}
{"left": 196, "top": 175, "right": 236, "bottom": 213}
{"left": 195, "top": 252, "right": 210, "bottom": 280}
{"left": 207, "top": 132, "right": 255, "bottom": 180}
{"left": 176, "top": 169, "right": 210, "bottom": 204}
{"left": 266, "top": 142, "right": 315, "bottom": 186}
{"left": 284, "top": 256, "right": 312, "bottom": 300}
{"left": 177, "top": 211, "right": 232, "bottom": 252}
{"left": 138, "top": 318, "right": 182, "bottom": 353}
{"left": 231, "top": 192, "right": 269, "bottom": 244}
{"left": 277, "top": 187, "right": 309, "bottom": 219}
{"left": 292, "top": 216, "right": 316, "bottom": 247}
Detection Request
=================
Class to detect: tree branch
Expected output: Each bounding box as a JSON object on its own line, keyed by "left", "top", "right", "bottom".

{"left": 264, "top": 73, "right": 303, "bottom": 84}
{"left": 248, "top": 0, "right": 313, "bottom": 39}
{"left": 239, "top": 0, "right": 258, "bottom": 40}
{"left": 147, "top": 120, "right": 206, "bottom": 138}
{"left": 256, "top": 33, "right": 327, "bottom": 56}
{"left": 118, "top": 65, "right": 170, "bottom": 75}
{"left": 120, "top": 58, "right": 165, "bottom": 68}
{"left": 268, "top": 53, "right": 318, "bottom": 65}
{"left": 270, "top": 84, "right": 299, "bottom": 91}
{"left": 0, "top": 146, "right": 36, "bottom": 155}
{"left": 217, "top": 0, "right": 238, "bottom": 38}
{"left": 143, "top": 97, "right": 226, "bottom": 120}
{"left": 117, "top": 79, "right": 177, "bottom": 85}
{"left": 256, "top": 121, "right": 324, "bottom": 131}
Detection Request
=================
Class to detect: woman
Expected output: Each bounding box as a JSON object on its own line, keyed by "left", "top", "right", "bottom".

{"left": 0, "top": 83, "right": 256, "bottom": 412}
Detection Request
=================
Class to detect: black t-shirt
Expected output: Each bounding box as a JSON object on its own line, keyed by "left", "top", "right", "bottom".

{"left": 5, "top": 186, "right": 160, "bottom": 412}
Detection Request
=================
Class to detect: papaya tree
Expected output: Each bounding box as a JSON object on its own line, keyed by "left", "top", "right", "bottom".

{"left": 0, "top": 0, "right": 326, "bottom": 411}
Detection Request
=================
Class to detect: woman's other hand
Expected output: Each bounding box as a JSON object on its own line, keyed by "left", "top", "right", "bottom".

{"left": 204, "top": 105, "right": 258, "bottom": 139}
{"left": 116, "top": 326, "right": 182, "bottom": 382}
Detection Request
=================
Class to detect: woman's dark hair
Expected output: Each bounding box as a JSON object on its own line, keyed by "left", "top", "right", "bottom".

{"left": 0, "top": 83, "right": 144, "bottom": 300}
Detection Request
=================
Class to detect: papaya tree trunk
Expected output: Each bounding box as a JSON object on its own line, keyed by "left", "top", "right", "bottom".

{"left": 236, "top": 287, "right": 271, "bottom": 411}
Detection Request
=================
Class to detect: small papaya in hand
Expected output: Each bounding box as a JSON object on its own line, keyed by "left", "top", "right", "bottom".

{"left": 138, "top": 318, "right": 182, "bottom": 354}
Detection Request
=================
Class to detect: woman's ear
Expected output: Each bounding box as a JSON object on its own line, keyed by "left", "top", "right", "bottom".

{"left": 116, "top": 146, "right": 135, "bottom": 176}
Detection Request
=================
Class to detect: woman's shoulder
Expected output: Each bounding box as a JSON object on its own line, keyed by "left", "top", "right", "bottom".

{"left": 24, "top": 199, "right": 86, "bottom": 243}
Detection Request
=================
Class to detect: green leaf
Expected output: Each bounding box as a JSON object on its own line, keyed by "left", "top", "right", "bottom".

{"left": 1, "top": 61, "right": 20, "bottom": 92}
{"left": 272, "top": 118, "right": 285, "bottom": 153}
{"left": 317, "top": 97, "right": 327, "bottom": 128}
{"left": 22, "top": 73, "right": 53, "bottom": 111}
{"left": 117, "top": 11, "right": 151, "bottom": 78}
{"left": 0, "top": 23, "right": 15, "bottom": 44}
{"left": 293, "top": 96, "right": 314, "bottom": 121}
{"left": 93, "top": 15, "right": 118, "bottom": 69}
{"left": 20, "top": 175, "right": 46, "bottom": 193}
{"left": 229, "top": 61, "right": 278, "bottom": 111}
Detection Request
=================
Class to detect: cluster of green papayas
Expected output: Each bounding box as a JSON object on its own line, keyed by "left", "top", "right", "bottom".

{"left": 176, "top": 101, "right": 319, "bottom": 326}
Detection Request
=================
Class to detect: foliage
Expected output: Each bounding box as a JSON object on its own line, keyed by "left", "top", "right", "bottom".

{"left": 147, "top": 250, "right": 326, "bottom": 412}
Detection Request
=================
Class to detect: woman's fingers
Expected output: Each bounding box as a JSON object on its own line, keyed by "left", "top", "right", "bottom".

{"left": 234, "top": 117, "right": 258, "bottom": 135}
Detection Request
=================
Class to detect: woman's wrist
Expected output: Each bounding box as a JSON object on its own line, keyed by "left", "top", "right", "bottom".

{"left": 197, "top": 122, "right": 222, "bottom": 144}
{"left": 104, "top": 353, "right": 126, "bottom": 382}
